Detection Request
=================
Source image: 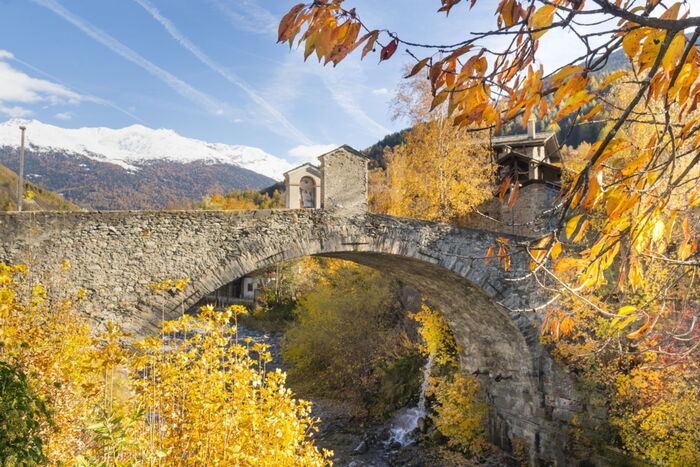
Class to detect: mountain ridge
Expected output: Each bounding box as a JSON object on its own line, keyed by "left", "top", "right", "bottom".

{"left": 0, "top": 119, "right": 287, "bottom": 210}
{"left": 0, "top": 119, "right": 293, "bottom": 180}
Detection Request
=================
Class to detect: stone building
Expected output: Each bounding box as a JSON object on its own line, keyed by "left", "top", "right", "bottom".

{"left": 284, "top": 163, "right": 322, "bottom": 209}
{"left": 204, "top": 146, "right": 369, "bottom": 307}
{"left": 202, "top": 276, "right": 258, "bottom": 306}
{"left": 284, "top": 145, "right": 368, "bottom": 212}
{"left": 465, "top": 118, "right": 562, "bottom": 237}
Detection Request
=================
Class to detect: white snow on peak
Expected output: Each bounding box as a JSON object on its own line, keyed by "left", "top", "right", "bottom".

{"left": 0, "top": 119, "right": 293, "bottom": 179}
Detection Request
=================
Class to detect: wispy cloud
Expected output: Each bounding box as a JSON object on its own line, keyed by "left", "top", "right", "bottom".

{"left": 0, "top": 104, "right": 32, "bottom": 118}
{"left": 320, "top": 69, "right": 390, "bottom": 139}
{"left": 133, "top": 0, "right": 312, "bottom": 145}
{"left": 288, "top": 143, "right": 338, "bottom": 164}
{"left": 54, "top": 111, "right": 73, "bottom": 120}
{"left": 32, "top": 0, "right": 230, "bottom": 119}
{"left": 0, "top": 61, "right": 82, "bottom": 105}
{"left": 0, "top": 52, "right": 86, "bottom": 118}
{"left": 4, "top": 51, "right": 147, "bottom": 124}
{"left": 212, "top": 0, "right": 391, "bottom": 141}
{"left": 207, "top": 0, "right": 277, "bottom": 36}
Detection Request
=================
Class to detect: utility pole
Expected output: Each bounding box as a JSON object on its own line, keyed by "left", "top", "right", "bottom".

{"left": 16, "top": 125, "right": 26, "bottom": 212}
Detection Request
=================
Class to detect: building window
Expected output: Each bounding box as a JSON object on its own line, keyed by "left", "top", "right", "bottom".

{"left": 247, "top": 283, "right": 254, "bottom": 292}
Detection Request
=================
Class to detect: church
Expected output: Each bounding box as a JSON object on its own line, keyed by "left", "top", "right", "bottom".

{"left": 282, "top": 145, "right": 368, "bottom": 211}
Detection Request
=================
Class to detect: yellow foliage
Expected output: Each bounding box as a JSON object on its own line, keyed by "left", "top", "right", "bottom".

{"left": 282, "top": 261, "right": 414, "bottom": 413}
{"left": 613, "top": 365, "right": 700, "bottom": 466}
{"left": 0, "top": 264, "right": 330, "bottom": 465}
{"left": 428, "top": 372, "right": 489, "bottom": 455}
{"left": 128, "top": 307, "right": 331, "bottom": 466}
{"left": 0, "top": 263, "right": 104, "bottom": 462}
{"left": 410, "top": 304, "right": 460, "bottom": 366}
{"left": 370, "top": 76, "right": 494, "bottom": 224}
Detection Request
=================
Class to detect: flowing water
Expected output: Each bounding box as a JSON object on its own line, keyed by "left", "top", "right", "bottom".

{"left": 385, "top": 354, "right": 434, "bottom": 448}
{"left": 233, "top": 325, "right": 462, "bottom": 465}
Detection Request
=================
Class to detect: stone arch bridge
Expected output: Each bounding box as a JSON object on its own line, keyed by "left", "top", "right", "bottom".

{"left": 0, "top": 209, "right": 581, "bottom": 465}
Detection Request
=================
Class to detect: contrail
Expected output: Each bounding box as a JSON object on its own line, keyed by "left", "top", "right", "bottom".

{"left": 322, "top": 74, "right": 391, "bottom": 138}
{"left": 133, "top": 0, "right": 313, "bottom": 145}
{"left": 9, "top": 54, "right": 148, "bottom": 125}
{"left": 32, "top": 0, "right": 230, "bottom": 118}
{"left": 210, "top": 0, "right": 389, "bottom": 139}
{"left": 207, "top": 0, "right": 277, "bottom": 36}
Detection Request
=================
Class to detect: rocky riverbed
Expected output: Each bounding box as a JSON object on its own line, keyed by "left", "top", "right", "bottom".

{"left": 235, "top": 323, "right": 518, "bottom": 466}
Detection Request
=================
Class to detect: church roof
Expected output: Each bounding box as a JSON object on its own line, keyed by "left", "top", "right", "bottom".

{"left": 317, "top": 144, "right": 367, "bottom": 161}
{"left": 283, "top": 162, "right": 320, "bottom": 177}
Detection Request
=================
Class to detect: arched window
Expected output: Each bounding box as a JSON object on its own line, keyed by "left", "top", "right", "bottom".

{"left": 299, "top": 176, "right": 316, "bottom": 208}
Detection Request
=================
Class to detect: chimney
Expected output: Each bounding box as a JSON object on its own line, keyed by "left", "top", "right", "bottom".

{"left": 527, "top": 117, "right": 536, "bottom": 139}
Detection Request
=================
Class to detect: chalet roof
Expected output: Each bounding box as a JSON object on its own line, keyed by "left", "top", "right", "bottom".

{"left": 492, "top": 131, "right": 556, "bottom": 146}
{"left": 492, "top": 130, "right": 562, "bottom": 163}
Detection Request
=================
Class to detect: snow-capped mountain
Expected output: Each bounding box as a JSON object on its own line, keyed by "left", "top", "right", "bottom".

{"left": 0, "top": 119, "right": 292, "bottom": 179}
{"left": 0, "top": 119, "right": 292, "bottom": 210}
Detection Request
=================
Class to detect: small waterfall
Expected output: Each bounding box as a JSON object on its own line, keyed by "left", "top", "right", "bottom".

{"left": 385, "top": 354, "right": 433, "bottom": 448}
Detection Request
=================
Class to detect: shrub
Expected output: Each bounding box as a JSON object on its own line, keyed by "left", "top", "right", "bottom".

{"left": 0, "top": 362, "right": 52, "bottom": 465}
{"left": 429, "top": 372, "right": 489, "bottom": 455}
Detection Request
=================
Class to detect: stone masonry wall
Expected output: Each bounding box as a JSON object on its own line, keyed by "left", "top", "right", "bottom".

{"left": 0, "top": 209, "right": 581, "bottom": 465}
{"left": 465, "top": 183, "right": 558, "bottom": 237}
{"left": 320, "top": 146, "right": 368, "bottom": 213}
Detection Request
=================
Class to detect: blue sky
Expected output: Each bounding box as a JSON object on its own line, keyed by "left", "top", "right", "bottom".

{"left": 1, "top": 1, "right": 695, "bottom": 163}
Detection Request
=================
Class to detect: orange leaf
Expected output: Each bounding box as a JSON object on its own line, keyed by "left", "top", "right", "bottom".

{"left": 497, "top": 175, "right": 511, "bottom": 201}
{"left": 571, "top": 220, "right": 589, "bottom": 243}
{"left": 549, "top": 65, "right": 585, "bottom": 83}
{"left": 626, "top": 318, "right": 651, "bottom": 339}
{"left": 531, "top": 235, "right": 553, "bottom": 263}
{"left": 622, "top": 27, "right": 650, "bottom": 60}
{"left": 560, "top": 317, "right": 574, "bottom": 336}
{"left": 565, "top": 215, "right": 583, "bottom": 240}
{"left": 507, "top": 180, "right": 520, "bottom": 209}
{"left": 554, "top": 258, "right": 580, "bottom": 275}
{"left": 662, "top": 32, "right": 686, "bottom": 73}
{"left": 651, "top": 219, "right": 665, "bottom": 243}
{"left": 485, "top": 246, "right": 495, "bottom": 264}
{"left": 600, "top": 70, "right": 627, "bottom": 90}
{"left": 678, "top": 239, "right": 697, "bottom": 260}
{"left": 430, "top": 91, "right": 449, "bottom": 111}
{"left": 578, "top": 103, "right": 604, "bottom": 123}
{"left": 361, "top": 31, "right": 379, "bottom": 59}
{"left": 550, "top": 241, "right": 562, "bottom": 260}
{"left": 277, "top": 3, "right": 305, "bottom": 43}
{"left": 405, "top": 57, "right": 430, "bottom": 78}
{"left": 550, "top": 316, "right": 560, "bottom": 340}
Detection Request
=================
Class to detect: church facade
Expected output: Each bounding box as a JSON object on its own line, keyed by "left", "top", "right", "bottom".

{"left": 283, "top": 145, "right": 368, "bottom": 212}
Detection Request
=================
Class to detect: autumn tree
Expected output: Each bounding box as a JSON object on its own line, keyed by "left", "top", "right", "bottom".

{"left": 282, "top": 260, "right": 422, "bottom": 416}
{"left": 200, "top": 189, "right": 283, "bottom": 211}
{"left": 278, "top": 0, "right": 700, "bottom": 359}
{"left": 0, "top": 265, "right": 331, "bottom": 465}
{"left": 370, "top": 75, "right": 495, "bottom": 223}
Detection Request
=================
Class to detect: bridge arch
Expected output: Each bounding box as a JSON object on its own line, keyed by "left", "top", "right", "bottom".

{"left": 0, "top": 209, "right": 575, "bottom": 464}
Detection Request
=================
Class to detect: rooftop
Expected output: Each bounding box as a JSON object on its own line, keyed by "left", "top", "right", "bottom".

{"left": 491, "top": 131, "right": 556, "bottom": 146}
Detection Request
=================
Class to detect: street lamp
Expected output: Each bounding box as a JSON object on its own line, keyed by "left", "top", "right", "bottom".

{"left": 16, "top": 125, "right": 26, "bottom": 212}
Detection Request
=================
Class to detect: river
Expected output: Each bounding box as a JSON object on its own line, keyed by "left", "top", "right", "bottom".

{"left": 235, "top": 324, "right": 516, "bottom": 466}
